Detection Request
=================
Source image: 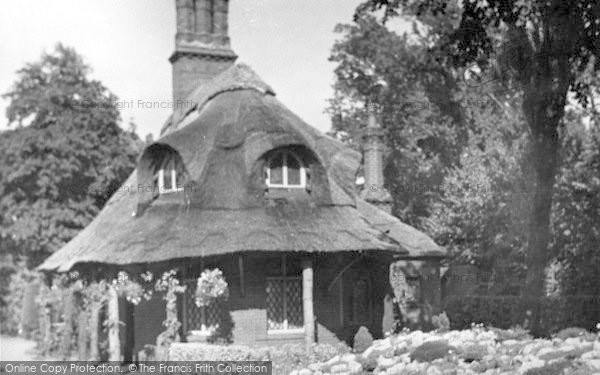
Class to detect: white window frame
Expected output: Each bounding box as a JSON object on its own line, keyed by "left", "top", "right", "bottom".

{"left": 266, "top": 151, "right": 307, "bottom": 189}
{"left": 156, "top": 160, "right": 184, "bottom": 194}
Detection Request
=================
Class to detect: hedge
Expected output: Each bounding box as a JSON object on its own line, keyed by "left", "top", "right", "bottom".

{"left": 168, "top": 342, "right": 349, "bottom": 375}
{"left": 443, "top": 295, "right": 600, "bottom": 335}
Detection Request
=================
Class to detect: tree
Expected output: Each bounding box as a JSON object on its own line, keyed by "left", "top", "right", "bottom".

{"left": 427, "top": 89, "right": 531, "bottom": 295}
{"left": 327, "top": 15, "right": 462, "bottom": 228}
{"left": 0, "top": 44, "right": 142, "bottom": 267}
{"left": 359, "top": 0, "right": 600, "bottom": 334}
{"left": 553, "top": 109, "right": 600, "bottom": 300}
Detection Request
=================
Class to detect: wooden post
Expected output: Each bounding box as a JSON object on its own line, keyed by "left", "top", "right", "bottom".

{"left": 76, "top": 294, "right": 88, "bottom": 360}
{"left": 40, "top": 305, "right": 52, "bottom": 356}
{"left": 108, "top": 286, "right": 121, "bottom": 361}
{"left": 123, "top": 301, "right": 135, "bottom": 362}
{"left": 302, "top": 258, "right": 315, "bottom": 354}
{"left": 61, "top": 290, "right": 75, "bottom": 359}
{"left": 89, "top": 301, "right": 101, "bottom": 361}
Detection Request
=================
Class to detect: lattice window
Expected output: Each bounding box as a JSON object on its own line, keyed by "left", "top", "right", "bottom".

{"left": 183, "top": 280, "right": 222, "bottom": 333}
{"left": 266, "top": 277, "right": 303, "bottom": 332}
{"left": 265, "top": 151, "right": 307, "bottom": 189}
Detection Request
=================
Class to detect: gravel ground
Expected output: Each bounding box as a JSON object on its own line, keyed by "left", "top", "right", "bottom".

{"left": 0, "top": 335, "right": 38, "bottom": 361}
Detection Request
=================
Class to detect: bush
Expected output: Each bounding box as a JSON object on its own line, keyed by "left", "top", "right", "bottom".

{"left": 169, "top": 343, "right": 266, "bottom": 361}
{"left": 0, "top": 260, "right": 17, "bottom": 333}
{"left": 432, "top": 312, "right": 451, "bottom": 332}
{"left": 554, "top": 327, "right": 588, "bottom": 340}
{"left": 491, "top": 326, "right": 532, "bottom": 341}
{"left": 2, "top": 267, "right": 42, "bottom": 336}
{"left": 443, "top": 295, "right": 600, "bottom": 336}
{"left": 459, "top": 344, "right": 487, "bottom": 362}
{"left": 410, "top": 340, "right": 457, "bottom": 362}
{"left": 168, "top": 342, "right": 349, "bottom": 375}
{"left": 21, "top": 282, "right": 41, "bottom": 336}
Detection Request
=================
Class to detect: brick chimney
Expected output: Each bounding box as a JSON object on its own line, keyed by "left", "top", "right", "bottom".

{"left": 170, "top": 0, "right": 237, "bottom": 108}
{"left": 360, "top": 107, "right": 392, "bottom": 214}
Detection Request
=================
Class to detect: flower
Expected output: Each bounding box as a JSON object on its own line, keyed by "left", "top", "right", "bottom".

{"left": 195, "top": 268, "right": 229, "bottom": 307}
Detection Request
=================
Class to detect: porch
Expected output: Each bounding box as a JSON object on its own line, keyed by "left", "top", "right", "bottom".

{"left": 126, "top": 252, "right": 395, "bottom": 358}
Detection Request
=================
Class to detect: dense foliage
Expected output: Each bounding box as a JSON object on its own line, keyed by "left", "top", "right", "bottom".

{"left": 329, "top": 1, "right": 600, "bottom": 333}
{"left": 355, "top": 0, "right": 600, "bottom": 334}
{"left": 0, "top": 44, "right": 141, "bottom": 268}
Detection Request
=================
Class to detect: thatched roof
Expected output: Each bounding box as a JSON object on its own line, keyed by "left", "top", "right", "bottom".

{"left": 38, "top": 64, "right": 444, "bottom": 272}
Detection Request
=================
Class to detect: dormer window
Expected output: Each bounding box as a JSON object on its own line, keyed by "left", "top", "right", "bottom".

{"left": 153, "top": 157, "right": 185, "bottom": 194}
{"left": 266, "top": 151, "right": 307, "bottom": 188}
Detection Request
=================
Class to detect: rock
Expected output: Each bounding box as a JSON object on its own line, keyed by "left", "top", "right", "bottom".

{"left": 405, "top": 362, "right": 427, "bottom": 373}
{"left": 476, "top": 331, "right": 498, "bottom": 342}
{"left": 326, "top": 356, "right": 341, "bottom": 365}
{"left": 387, "top": 362, "right": 405, "bottom": 374}
{"left": 518, "top": 359, "right": 545, "bottom": 374}
{"left": 536, "top": 347, "right": 555, "bottom": 357}
{"left": 373, "top": 338, "right": 392, "bottom": 349}
{"left": 377, "top": 356, "right": 398, "bottom": 369}
{"left": 393, "top": 341, "right": 408, "bottom": 354}
{"left": 563, "top": 337, "right": 583, "bottom": 347}
{"left": 558, "top": 344, "right": 575, "bottom": 352}
{"left": 409, "top": 331, "right": 425, "bottom": 348}
{"left": 341, "top": 353, "right": 356, "bottom": 362}
{"left": 585, "top": 359, "right": 600, "bottom": 370}
{"left": 298, "top": 369, "right": 312, "bottom": 375}
{"left": 346, "top": 360, "right": 362, "bottom": 374}
{"left": 522, "top": 343, "right": 539, "bottom": 355}
{"left": 426, "top": 365, "right": 443, "bottom": 375}
{"left": 308, "top": 363, "right": 322, "bottom": 372}
{"left": 399, "top": 353, "right": 411, "bottom": 363}
{"left": 581, "top": 350, "right": 600, "bottom": 359}
{"left": 362, "top": 342, "right": 392, "bottom": 360}
{"left": 330, "top": 364, "right": 348, "bottom": 374}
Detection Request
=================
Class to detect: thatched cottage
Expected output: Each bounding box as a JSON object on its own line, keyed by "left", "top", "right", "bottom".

{"left": 39, "top": 0, "right": 445, "bottom": 359}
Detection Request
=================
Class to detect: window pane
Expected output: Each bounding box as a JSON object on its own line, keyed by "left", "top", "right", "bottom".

{"left": 176, "top": 170, "right": 185, "bottom": 189}
{"left": 266, "top": 279, "right": 284, "bottom": 330}
{"left": 269, "top": 153, "right": 284, "bottom": 185}
{"left": 152, "top": 175, "right": 160, "bottom": 197}
{"left": 286, "top": 278, "right": 303, "bottom": 329}
{"left": 286, "top": 155, "right": 301, "bottom": 185}
{"left": 183, "top": 280, "right": 222, "bottom": 331}
{"left": 266, "top": 278, "right": 303, "bottom": 331}
{"left": 163, "top": 169, "right": 173, "bottom": 190}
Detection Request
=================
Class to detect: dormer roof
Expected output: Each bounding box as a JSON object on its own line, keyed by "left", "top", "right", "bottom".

{"left": 38, "top": 64, "right": 444, "bottom": 272}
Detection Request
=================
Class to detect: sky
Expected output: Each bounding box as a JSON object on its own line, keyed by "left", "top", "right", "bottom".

{"left": 0, "top": 0, "right": 365, "bottom": 138}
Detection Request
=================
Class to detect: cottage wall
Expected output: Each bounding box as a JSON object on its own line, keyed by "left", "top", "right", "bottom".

{"left": 131, "top": 253, "right": 395, "bottom": 353}
{"left": 133, "top": 292, "right": 166, "bottom": 356}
